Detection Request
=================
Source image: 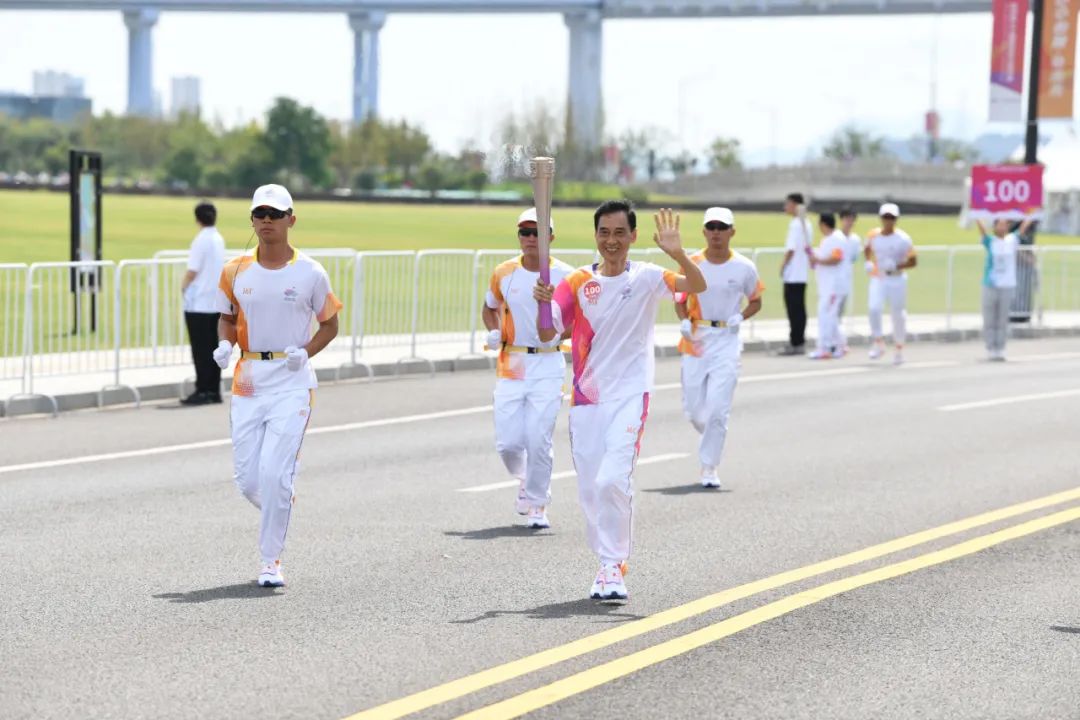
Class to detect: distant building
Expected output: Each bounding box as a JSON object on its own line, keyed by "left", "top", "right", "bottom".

{"left": 32, "top": 71, "right": 85, "bottom": 98}
{"left": 0, "top": 93, "right": 92, "bottom": 123}
{"left": 170, "top": 76, "right": 201, "bottom": 118}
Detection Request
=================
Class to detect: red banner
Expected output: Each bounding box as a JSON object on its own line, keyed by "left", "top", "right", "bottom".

{"left": 989, "top": 0, "right": 1029, "bottom": 121}
{"left": 969, "top": 164, "right": 1044, "bottom": 220}
{"left": 1039, "top": 0, "right": 1079, "bottom": 118}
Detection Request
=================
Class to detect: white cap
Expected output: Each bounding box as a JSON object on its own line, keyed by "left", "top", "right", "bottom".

{"left": 517, "top": 207, "right": 554, "bottom": 230}
{"left": 879, "top": 202, "right": 901, "bottom": 218}
{"left": 251, "top": 184, "right": 294, "bottom": 212}
{"left": 703, "top": 207, "right": 735, "bottom": 226}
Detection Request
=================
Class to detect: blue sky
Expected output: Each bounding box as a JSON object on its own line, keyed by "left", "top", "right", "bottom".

{"left": 1, "top": 9, "right": 1071, "bottom": 165}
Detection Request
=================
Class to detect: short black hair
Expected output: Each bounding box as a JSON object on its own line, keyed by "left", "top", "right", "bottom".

{"left": 194, "top": 202, "right": 217, "bottom": 226}
{"left": 838, "top": 205, "right": 857, "bottom": 219}
{"left": 819, "top": 212, "right": 837, "bottom": 229}
{"left": 594, "top": 199, "right": 636, "bottom": 231}
{"left": 786, "top": 192, "right": 805, "bottom": 205}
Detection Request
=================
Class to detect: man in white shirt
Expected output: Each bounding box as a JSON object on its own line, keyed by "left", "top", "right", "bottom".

{"left": 482, "top": 208, "right": 574, "bottom": 528}
{"left": 837, "top": 206, "right": 861, "bottom": 352}
{"left": 180, "top": 202, "right": 226, "bottom": 405}
{"left": 865, "top": 203, "right": 918, "bottom": 365}
{"left": 777, "top": 192, "right": 812, "bottom": 355}
{"left": 533, "top": 201, "right": 706, "bottom": 601}
{"left": 214, "top": 184, "right": 342, "bottom": 588}
{"left": 807, "top": 213, "right": 848, "bottom": 359}
{"left": 674, "top": 207, "right": 763, "bottom": 488}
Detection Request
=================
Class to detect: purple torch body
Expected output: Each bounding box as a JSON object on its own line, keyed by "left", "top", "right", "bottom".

{"left": 530, "top": 157, "right": 556, "bottom": 330}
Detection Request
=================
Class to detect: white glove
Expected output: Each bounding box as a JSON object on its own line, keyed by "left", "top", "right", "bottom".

{"left": 679, "top": 318, "right": 694, "bottom": 342}
{"left": 879, "top": 257, "right": 898, "bottom": 273}
{"left": 726, "top": 313, "right": 744, "bottom": 334}
{"left": 284, "top": 345, "right": 308, "bottom": 372}
{"left": 212, "top": 340, "right": 232, "bottom": 369}
{"left": 864, "top": 260, "right": 875, "bottom": 273}
{"left": 486, "top": 328, "right": 502, "bottom": 351}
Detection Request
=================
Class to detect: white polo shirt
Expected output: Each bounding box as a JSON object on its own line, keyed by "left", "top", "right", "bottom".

{"left": 184, "top": 226, "right": 226, "bottom": 313}
{"left": 216, "top": 249, "right": 343, "bottom": 397}
{"left": 552, "top": 261, "right": 679, "bottom": 406}
{"left": 782, "top": 216, "right": 813, "bottom": 284}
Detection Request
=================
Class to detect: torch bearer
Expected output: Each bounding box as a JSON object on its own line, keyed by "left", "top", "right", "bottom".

{"left": 529, "top": 156, "right": 556, "bottom": 330}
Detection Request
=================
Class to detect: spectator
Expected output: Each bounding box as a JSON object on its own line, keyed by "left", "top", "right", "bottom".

{"left": 180, "top": 201, "right": 226, "bottom": 405}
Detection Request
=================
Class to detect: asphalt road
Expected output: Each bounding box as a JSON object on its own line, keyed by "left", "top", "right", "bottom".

{"left": 2, "top": 337, "right": 1078, "bottom": 720}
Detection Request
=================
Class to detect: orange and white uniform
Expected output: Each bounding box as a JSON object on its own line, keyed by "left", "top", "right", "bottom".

{"left": 216, "top": 249, "right": 342, "bottom": 568}
{"left": 865, "top": 228, "right": 915, "bottom": 344}
{"left": 814, "top": 230, "right": 849, "bottom": 354}
{"left": 551, "top": 261, "right": 679, "bottom": 566}
{"left": 486, "top": 256, "right": 574, "bottom": 507}
{"left": 677, "top": 251, "right": 763, "bottom": 470}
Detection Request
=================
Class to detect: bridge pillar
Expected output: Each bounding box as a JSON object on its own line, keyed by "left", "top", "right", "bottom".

{"left": 123, "top": 7, "right": 159, "bottom": 117}
{"left": 564, "top": 10, "right": 603, "bottom": 156}
{"left": 349, "top": 11, "right": 387, "bottom": 122}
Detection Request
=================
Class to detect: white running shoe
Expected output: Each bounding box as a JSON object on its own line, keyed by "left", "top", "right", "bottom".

{"left": 892, "top": 348, "right": 904, "bottom": 366}
{"left": 590, "top": 562, "right": 629, "bottom": 601}
{"left": 868, "top": 343, "right": 885, "bottom": 360}
{"left": 515, "top": 480, "right": 529, "bottom": 516}
{"left": 526, "top": 506, "right": 550, "bottom": 529}
{"left": 806, "top": 349, "right": 832, "bottom": 360}
{"left": 700, "top": 466, "right": 721, "bottom": 489}
{"left": 257, "top": 561, "right": 285, "bottom": 588}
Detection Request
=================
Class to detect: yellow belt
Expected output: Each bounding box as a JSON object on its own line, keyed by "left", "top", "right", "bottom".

{"left": 503, "top": 344, "right": 570, "bottom": 354}
{"left": 241, "top": 350, "right": 287, "bottom": 360}
{"left": 694, "top": 320, "right": 728, "bottom": 328}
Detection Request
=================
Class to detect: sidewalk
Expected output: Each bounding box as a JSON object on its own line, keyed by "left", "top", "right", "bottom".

{"left": 3, "top": 312, "right": 1078, "bottom": 417}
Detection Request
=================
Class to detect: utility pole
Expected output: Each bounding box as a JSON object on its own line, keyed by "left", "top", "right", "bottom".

{"left": 1024, "top": 0, "right": 1044, "bottom": 164}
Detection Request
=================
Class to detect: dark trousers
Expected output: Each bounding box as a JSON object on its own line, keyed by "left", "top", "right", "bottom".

{"left": 185, "top": 311, "right": 221, "bottom": 395}
{"left": 783, "top": 282, "right": 807, "bottom": 348}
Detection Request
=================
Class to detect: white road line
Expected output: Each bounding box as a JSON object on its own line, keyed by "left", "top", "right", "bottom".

{"left": 0, "top": 405, "right": 494, "bottom": 476}
{"left": 938, "top": 389, "right": 1080, "bottom": 412}
{"left": 1008, "top": 352, "right": 1080, "bottom": 363}
{"left": 457, "top": 453, "right": 690, "bottom": 493}
{"left": 901, "top": 361, "right": 962, "bottom": 369}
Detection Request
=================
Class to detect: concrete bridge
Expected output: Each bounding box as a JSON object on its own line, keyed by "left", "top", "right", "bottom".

{"left": 1, "top": 0, "right": 990, "bottom": 151}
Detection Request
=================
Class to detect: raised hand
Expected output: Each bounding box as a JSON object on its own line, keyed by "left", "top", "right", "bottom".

{"left": 652, "top": 208, "right": 684, "bottom": 258}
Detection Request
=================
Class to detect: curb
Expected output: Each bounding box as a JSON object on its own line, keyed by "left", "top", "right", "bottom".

{"left": 5, "top": 325, "right": 1078, "bottom": 418}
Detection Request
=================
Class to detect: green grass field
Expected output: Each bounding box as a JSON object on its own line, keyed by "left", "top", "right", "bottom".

{"left": 1, "top": 189, "right": 1078, "bottom": 365}
{"left": 5, "top": 188, "right": 1080, "bottom": 264}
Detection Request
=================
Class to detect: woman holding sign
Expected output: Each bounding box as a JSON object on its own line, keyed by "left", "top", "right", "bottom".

{"left": 974, "top": 217, "right": 1031, "bottom": 361}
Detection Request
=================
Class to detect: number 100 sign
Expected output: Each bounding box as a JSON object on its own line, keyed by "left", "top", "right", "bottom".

{"left": 969, "top": 164, "right": 1043, "bottom": 220}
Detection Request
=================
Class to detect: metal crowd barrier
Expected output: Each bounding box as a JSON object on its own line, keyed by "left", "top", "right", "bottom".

{"left": 3, "top": 244, "right": 1079, "bottom": 415}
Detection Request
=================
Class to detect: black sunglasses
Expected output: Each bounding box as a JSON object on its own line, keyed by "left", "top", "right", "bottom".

{"left": 518, "top": 227, "right": 538, "bottom": 237}
{"left": 252, "top": 207, "right": 291, "bottom": 220}
{"left": 704, "top": 222, "right": 731, "bottom": 232}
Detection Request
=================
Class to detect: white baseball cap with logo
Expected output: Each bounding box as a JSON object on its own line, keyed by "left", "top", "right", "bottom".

{"left": 517, "top": 207, "right": 554, "bottom": 231}
{"left": 703, "top": 207, "right": 735, "bottom": 226}
{"left": 251, "top": 184, "right": 294, "bottom": 212}
{"left": 878, "top": 202, "right": 901, "bottom": 218}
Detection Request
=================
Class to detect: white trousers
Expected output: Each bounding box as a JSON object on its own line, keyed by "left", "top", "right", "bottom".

{"left": 982, "top": 285, "right": 1014, "bottom": 353}
{"left": 816, "top": 291, "right": 846, "bottom": 353}
{"left": 493, "top": 376, "right": 563, "bottom": 506}
{"left": 231, "top": 388, "right": 311, "bottom": 566}
{"left": 681, "top": 336, "right": 740, "bottom": 469}
{"left": 569, "top": 393, "right": 649, "bottom": 565}
{"left": 868, "top": 275, "right": 907, "bottom": 345}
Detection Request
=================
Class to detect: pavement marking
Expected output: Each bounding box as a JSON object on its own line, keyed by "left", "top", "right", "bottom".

{"left": 0, "top": 405, "right": 494, "bottom": 476}
{"left": 344, "top": 485, "right": 1080, "bottom": 720}
{"left": 459, "top": 504, "right": 1080, "bottom": 720}
{"left": 900, "top": 360, "right": 962, "bottom": 369}
{"left": 1008, "top": 351, "right": 1080, "bottom": 363}
{"left": 937, "top": 388, "right": 1080, "bottom": 412}
{"left": 457, "top": 453, "right": 690, "bottom": 493}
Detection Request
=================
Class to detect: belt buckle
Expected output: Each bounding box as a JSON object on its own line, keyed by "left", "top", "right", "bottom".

{"left": 526, "top": 347, "right": 539, "bottom": 354}
{"left": 260, "top": 351, "right": 272, "bottom": 360}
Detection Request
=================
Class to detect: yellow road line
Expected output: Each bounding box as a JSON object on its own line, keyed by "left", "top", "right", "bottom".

{"left": 345, "top": 486, "right": 1080, "bottom": 720}
{"left": 459, "top": 505, "right": 1080, "bottom": 720}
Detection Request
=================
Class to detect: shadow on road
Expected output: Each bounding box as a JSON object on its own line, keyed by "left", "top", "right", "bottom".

{"left": 452, "top": 598, "right": 644, "bottom": 625}
{"left": 1050, "top": 625, "right": 1080, "bottom": 634}
{"left": 643, "top": 484, "right": 732, "bottom": 496}
{"left": 444, "top": 525, "right": 552, "bottom": 540}
{"left": 153, "top": 583, "right": 283, "bottom": 603}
